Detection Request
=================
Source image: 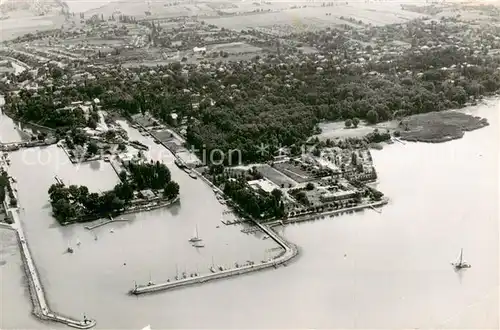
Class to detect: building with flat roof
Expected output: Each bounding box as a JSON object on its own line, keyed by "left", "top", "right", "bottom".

{"left": 319, "top": 190, "right": 357, "bottom": 203}
{"left": 248, "top": 178, "right": 279, "bottom": 194}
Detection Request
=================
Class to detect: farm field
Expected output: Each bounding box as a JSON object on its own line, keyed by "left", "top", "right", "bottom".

{"left": 0, "top": 13, "right": 64, "bottom": 41}
{"left": 208, "top": 42, "right": 262, "bottom": 53}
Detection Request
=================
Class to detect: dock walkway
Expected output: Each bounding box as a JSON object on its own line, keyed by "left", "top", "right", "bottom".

{"left": 84, "top": 217, "right": 129, "bottom": 230}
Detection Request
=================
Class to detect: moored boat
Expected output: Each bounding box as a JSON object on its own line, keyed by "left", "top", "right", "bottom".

{"left": 188, "top": 225, "right": 202, "bottom": 242}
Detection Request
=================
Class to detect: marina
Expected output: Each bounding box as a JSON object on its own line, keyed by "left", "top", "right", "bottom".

{"left": 131, "top": 220, "right": 298, "bottom": 295}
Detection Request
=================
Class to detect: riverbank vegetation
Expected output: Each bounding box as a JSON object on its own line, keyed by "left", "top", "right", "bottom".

{"left": 0, "top": 170, "right": 17, "bottom": 208}
{"left": 48, "top": 161, "right": 179, "bottom": 224}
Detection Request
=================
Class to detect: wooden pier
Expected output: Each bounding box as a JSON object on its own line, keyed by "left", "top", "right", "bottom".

{"left": 84, "top": 216, "right": 129, "bottom": 230}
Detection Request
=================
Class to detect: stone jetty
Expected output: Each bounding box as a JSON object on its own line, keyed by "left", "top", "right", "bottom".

{"left": 1, "top": 159, "right": 96, "bottom": 329}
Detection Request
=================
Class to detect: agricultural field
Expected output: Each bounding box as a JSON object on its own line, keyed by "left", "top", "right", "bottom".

{"left": 208, "top": 42, "right": 262, "bottom": 54}
{"left": 203, "top": 1, "right": 426, "bottom": 31}
{"left": 0, "top": 12, "right": 64, "bottom": 41}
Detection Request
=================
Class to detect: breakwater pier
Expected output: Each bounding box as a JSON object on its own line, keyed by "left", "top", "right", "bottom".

{"left": 3, "top": 207, "right": 96, "bottom": 328}
{"left": 1, "top": 160, "right": 95, "bottom": 328}
{"left": 130, "top": 220, "right": 298, "bottom": 295}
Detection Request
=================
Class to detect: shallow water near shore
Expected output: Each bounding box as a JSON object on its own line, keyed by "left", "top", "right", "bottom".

{"left": 0, "top": 99, "right": 498, "bottom": 329}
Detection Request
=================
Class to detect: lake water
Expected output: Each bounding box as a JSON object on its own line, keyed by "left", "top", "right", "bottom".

{"left": 0, "top": 99, "right": 498, "bottom": 329}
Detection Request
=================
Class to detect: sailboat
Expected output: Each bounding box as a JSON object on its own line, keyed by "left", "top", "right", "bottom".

{"left": 188, "top": 225, "right": 202, "bottom": 242}
{"left": 451, "top": 248, "right": 471, "bottom": 269}
{"left": 147, "top": 272, "right": 154, "bottom": 286}
{"left": 193, "top": 240, "right": 205, "bottom": 248}
{"left": 210, "top": 256, "right": 216, "bottom": 273}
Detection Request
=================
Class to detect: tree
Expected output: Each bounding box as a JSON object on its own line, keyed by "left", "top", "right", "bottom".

{"left": 306, "top": 182, "right": 315, "bottom": 190}
{"left": 118, "top": 143, "right": 127, "bottom": 152}
{"left": 87, "top": 118, "right": 97, "bottom": 129}
{"left": 271, "top": 188, "right": 283, "bottom": 201}
{"left": 366, "top": 110, "right": 379, "bottom": 124}
{"left": 164, "top": 181, "right": 180, "bottom": 199}
{"left": 87, "top": 142, "right": 98, "bottom": 155}
{"left": 345, "top": 119, "right": 353, "bottom": 128}
{"left": 118, "top": 170, "right": 127, "bottom": 182}
{"left": 352, "top": 117, "right": 360, "bottom": 128}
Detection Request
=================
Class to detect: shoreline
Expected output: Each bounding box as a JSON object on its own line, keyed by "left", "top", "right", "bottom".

{"left": 60, "top": 196, "right": 180, "bottom": 226}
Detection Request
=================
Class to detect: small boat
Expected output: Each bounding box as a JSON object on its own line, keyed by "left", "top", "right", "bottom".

{"left": 218, "top": 265, "right": 224, "bottom": 271}
{"left": 67, "top": 246, "right": 74, "bottom": 253}
{"left": 174, "top": 159, "right": 184, "bottom": 168}
{"left": 76, "top": 238, "right": 81, "bottom": 246}
{"left": 193, "top": 241, "right": 205, "bottom": 248}
{"left": 110, "top": 228, "right": 114, "bottom": 233}
{"left": 189, "top": 171, "right": 197, "bottom": 179}
{"left": 210, "top": 266, "right": 216, "bottom": 273}
{"left": 188, "top": 225, "right": 202, "bottom": 242}
{"left": 451, "top": 248, "right": 471, "bottom": 269}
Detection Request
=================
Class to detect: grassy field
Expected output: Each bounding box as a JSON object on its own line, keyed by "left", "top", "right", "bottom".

{"left": 274, "top": 162, "right": 313, "bottom": 183}
{"left": 209, "top": 42, "right": 262, "bottom": 53}
{"left": 256, "top": 164, "right": 298, "bottom": 188}
{"left": 314, "top": 121, "right": 397, "bottom": 141}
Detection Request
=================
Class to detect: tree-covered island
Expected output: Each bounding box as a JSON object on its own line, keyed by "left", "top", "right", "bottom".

{"left": 48, "top": 161, "right": 179, "bottom": 225}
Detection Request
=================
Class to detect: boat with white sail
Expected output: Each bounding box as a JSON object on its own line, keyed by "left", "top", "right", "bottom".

{"left": 188, "top": 225, "right": 202, "bottom": 242}
{"left": 451, "top": 248, "right": 471, "bottom": 269}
